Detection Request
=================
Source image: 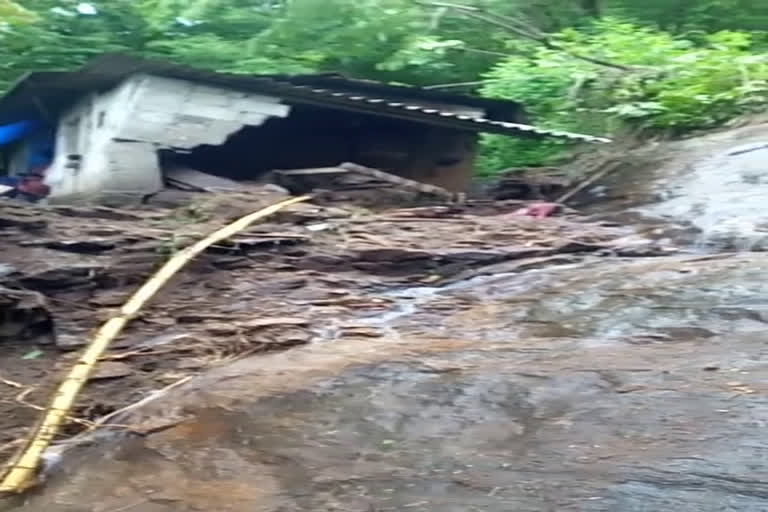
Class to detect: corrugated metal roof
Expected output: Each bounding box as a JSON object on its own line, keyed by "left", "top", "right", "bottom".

{"left": 0, "top": 54, "right": 610, "bottom": 143}
{"left": 270, "top": 82, "right": 610, "bottom": 142}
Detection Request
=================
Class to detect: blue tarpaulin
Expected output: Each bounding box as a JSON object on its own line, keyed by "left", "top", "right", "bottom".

{"left": 0, "top": 120, "right": 40, "bottom": 147}
{"left": 27, "top": 127, "right": 55, "bottom": 168}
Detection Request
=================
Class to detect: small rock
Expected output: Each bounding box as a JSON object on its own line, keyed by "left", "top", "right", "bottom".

{"left": 90, "top": 362, "right": 133, "bottom": 380}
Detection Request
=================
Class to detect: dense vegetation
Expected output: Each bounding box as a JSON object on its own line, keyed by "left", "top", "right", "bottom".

{"left": 2, "top": 0, "right": 767, "bottom": 173}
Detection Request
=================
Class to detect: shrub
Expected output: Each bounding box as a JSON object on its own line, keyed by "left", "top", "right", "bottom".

{"left": 478, "top": 19, "right": 768, "bottom": 173}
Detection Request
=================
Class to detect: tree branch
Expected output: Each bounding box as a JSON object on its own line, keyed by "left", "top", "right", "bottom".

{"left": 415, "top": 0, "right": 633, "bottom": 71}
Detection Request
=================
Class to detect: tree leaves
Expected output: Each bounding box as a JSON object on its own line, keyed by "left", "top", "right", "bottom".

{"left": 0, "top": 0, "right": 766, "bottom": 174}
{"left": 0, "top": 0, "right": 38, "bottom": 24}
{"left": 477, "top": 18, "right": 768, "bottom": 170}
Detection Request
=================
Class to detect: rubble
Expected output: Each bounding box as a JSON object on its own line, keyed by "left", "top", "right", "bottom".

{"left": 0, "top": 287, "right": 52, "bottom": 341}
{"left": 0, "top": 185, "right": 645, "bottom": 455}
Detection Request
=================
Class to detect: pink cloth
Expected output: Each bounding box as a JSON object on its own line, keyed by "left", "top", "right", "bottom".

{"left": 513, "top": 202, "right": 560, "bottom": 219}
{"left": 18, "top": 175, "right": 50, "bottom": 197}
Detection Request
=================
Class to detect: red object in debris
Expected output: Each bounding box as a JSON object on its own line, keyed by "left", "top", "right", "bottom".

{"left": 513, "top": 202, "right": 560, "bottom": 219}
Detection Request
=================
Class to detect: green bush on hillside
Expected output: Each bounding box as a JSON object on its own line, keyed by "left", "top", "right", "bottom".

{"left": 478, "top": 19, "right": 768, "bottom": 174}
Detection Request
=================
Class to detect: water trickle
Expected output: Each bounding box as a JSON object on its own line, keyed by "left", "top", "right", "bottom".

{"left": 632, "top": 134, "right": 768, "bottom": 251}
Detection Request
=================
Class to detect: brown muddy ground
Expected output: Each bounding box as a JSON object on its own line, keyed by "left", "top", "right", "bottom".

{"left": 7, "top": 251, "right": 768, "bottom": 512}
{"left": 0, "top": 189, "right": 632, "bottom": 462}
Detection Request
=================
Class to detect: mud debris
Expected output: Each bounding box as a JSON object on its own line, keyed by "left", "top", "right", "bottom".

{"left": 0, "top": 189, "right": 642, "bottom": 466}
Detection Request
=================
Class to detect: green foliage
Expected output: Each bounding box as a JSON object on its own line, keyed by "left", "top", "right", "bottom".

{"left": 607, "top": 0, "right": 768, "bottom": 33}
{"left": 478, "top": 19, "right": 768, "bottom": 172}
{"left": 0, "top": 0, "right": 38, "bottom": 24}
{"left": 0, "top": 0, "right": 767, "bottom": 177}
{"left": 476, "top": 136, "right": 571, "bottom": 177}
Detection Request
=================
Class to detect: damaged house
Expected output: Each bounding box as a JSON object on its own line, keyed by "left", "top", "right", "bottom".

{"left": 0, "top": 54, "right": 609, "bottom": 204}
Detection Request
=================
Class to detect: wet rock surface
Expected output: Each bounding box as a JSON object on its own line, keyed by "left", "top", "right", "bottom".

{"left": 4, "top": 252, "right": 768, "bottom": 511}
{"left": 574, "top": 122, "right": 768, "bottom": 250}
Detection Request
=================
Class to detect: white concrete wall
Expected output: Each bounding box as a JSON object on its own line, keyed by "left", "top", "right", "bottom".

{"left": 44, "top": 74, "right": 291, "bottom": 203}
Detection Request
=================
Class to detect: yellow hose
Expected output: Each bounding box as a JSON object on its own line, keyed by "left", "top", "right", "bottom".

{"left": 0, "top": 195, "right": 311, "bottom": 495}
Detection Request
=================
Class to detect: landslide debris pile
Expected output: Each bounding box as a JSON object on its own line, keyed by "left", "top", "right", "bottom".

{"left": 0, "top": 189, "right": 635, "bottom": 455}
